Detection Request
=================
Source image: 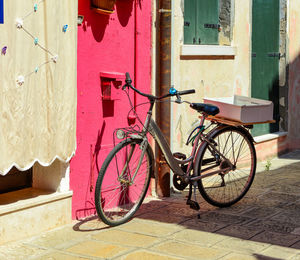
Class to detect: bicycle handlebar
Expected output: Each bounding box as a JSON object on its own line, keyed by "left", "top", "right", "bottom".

{"left": 124, "top": 72, "right": 195, "bottom": 100}
{"left": 177, "top": 89, "right": 196, "bottom": 95}
{"left": 125, "top": 72, "right": 132, "bottom": 84}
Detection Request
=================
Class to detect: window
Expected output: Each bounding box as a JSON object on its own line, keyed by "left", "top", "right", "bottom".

{"left": 183, "top": 0, "right": 233, "bottom": 45}
{"left": 0, "top": 168, "right": 32, "bottom": 194}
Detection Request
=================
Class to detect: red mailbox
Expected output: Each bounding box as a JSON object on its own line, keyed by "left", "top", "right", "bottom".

{"left": 100, "top": 72, "right": 125, "bottom": 100}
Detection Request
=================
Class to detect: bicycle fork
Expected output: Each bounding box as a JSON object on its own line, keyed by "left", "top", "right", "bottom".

{"left": 119, "top": 138, "right": 148, "bottom": 185}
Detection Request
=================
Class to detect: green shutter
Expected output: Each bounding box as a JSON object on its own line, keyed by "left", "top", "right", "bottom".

{"left": 184, "top": 0, "right": 196, "bottom": 44}
{"left": 196, "top": 0, "right": 219, "bottom": 45}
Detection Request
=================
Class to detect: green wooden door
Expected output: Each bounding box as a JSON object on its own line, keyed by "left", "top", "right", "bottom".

{"left": 251, "top": 0, "right": 280, "bottom": 136}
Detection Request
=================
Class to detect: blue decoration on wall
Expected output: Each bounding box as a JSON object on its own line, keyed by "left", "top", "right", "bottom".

{"left": 1, "top": 46, "right": 7, "bottom": 55}
{"left": 34, "top": 3, "right": 38, "bottom": 12}
{"left": 0, "top": 0, "right": 4, "bottom": 24}
{"left": 62, "top": 24, "right": 68, "bottom": 33}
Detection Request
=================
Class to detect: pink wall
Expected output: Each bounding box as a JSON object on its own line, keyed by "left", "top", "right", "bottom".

{"left": 71, "top": 0, "right": 152, "bottom": 219}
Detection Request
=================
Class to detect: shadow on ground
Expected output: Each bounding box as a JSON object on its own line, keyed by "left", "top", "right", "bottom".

{"left": 74, "top": 154, "right": 300, "bottom": 250}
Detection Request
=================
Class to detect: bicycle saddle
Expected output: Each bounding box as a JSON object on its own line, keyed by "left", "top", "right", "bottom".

{"left": 190, "top": 103, "right": 220, "bottom": 116}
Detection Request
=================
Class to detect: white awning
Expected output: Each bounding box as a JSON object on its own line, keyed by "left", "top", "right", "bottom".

{"left": 0, "top": 0, "right": 77, "bottom": 175}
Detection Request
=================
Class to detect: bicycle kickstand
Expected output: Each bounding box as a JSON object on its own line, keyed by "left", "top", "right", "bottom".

{"left": 186, "top": 182, "right": 201, "bottom": 219}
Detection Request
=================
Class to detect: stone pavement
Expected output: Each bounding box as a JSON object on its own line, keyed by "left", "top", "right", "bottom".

{"left": 1, "top": 150, "right": 300, "bottom": 259}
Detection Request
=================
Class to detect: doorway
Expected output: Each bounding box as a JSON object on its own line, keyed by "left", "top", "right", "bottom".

{"left": 251, "top": 0, "right": 280, "bottom": 136}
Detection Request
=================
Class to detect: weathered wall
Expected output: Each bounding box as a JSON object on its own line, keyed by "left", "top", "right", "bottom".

{"left": 287, "top": 0, "right": 300, "bottom": 150}
{"left": 172, "top": 0, "right": 251, "bottom": 154}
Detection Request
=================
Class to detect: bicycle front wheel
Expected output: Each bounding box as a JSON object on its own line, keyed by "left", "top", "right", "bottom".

{"left": 95, "top": 138, "right": 153, "bottom": 226}
{"left": 198, "top": 126, "right": 256, "bottom": 207}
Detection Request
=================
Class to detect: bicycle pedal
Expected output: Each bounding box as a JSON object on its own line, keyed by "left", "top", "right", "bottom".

{"left": 186, "top": 199, "right": 200, "bottom": 211}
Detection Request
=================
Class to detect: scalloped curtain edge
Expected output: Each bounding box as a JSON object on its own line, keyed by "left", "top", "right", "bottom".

{"left": 0, "top": 151, "right": 76, "bottom": 176}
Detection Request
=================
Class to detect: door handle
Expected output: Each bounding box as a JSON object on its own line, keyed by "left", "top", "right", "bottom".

{"left": 267, "top": 52, "right": 285, "bottom": 59}
{"left": 204, "top": 23, "right": 220, "bottom": 29}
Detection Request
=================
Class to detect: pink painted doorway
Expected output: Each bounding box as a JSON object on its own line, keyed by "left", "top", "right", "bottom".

{"left": 71, "top": 0, "right": 152, "bottom": 219}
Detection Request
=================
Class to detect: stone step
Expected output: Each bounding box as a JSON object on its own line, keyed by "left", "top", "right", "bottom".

{"left": 0, "top": 188, "right": 72, "bottom": 244}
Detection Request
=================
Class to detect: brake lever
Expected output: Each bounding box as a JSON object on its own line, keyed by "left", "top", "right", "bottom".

{"left": 175, "top": 93, "right": 182, "bottom": 104}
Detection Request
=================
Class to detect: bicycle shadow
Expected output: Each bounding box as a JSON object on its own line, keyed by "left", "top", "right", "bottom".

{"left": 73, "top": 215, "right": 110, "bottom": 232}
{"left": 71, "top": 156, "right": 300, "bottom": 251}
{"left": 135, "top": 159, "right": 300, "bottom": 248}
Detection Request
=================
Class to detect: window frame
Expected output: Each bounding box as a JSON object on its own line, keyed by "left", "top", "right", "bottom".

{"left": 182, "top": 0, "right": 235, "bottom": 56}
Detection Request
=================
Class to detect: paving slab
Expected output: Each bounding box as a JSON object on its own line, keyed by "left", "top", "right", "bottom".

{"left": 221, "top": 253, "right": 260, "bottom": 260}
{"left": 244, "top": 218, "right": 299, "bottom": 234}
{"left": 150, "top": 240, "right": 228, "bottom": 260}
{"left": 168, "top": 229, "right": 228, "bottom": 247}
{"left": 240, "top": 206, "right": 282, "bottom": 220}
{"left": 198, "top": 211, "right": 253, "bottom": 225}
{"left": 180, "top": 218, "right": 228, "bottom": 232}
{"left": 291, "top": 255, "right": 300, "bottom": 260}
{"left": 24, "top": 225, "right": 87, "bottom": 250}
{"left": 35, "top": 251, "right": 90, "bottom": 260}
{"left": 216, "top": 224, "right": 263, "bottom": 240}
{"left": 122, "top": 250, "right": 184, "bottom": 260}
{"left": 92, "top": 229, "right": 162, "bottom": 248}
{"left": 117, "top": 219, "right": 183, "bottom": 237}
{"left": 0, "top": 242, "right": 48, "bottom": 260}
{"left": 291, "top": 240, "right": 300, "bottom": 250}
{"left": 213, "top": 237, "right": 271, "bottom": 254}
{"left": 65, "top": 240, "right": 131, "bottom": 259}
{"left": 259, "top": 245, "right": 300, "bottom": 259}
{"left": 257, "top": 191, "right": 300, "bottom": 203}
{"left": 270, "top": 211, "right": 300, "bottom": 226}
{"left": 250, "top": 231, "right": 300, "bottom": 247}
{"left": 137, "top": 211, "right": 191, "bottom": 224}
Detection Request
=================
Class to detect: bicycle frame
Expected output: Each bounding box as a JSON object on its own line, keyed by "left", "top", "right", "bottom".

{"left": 95, "top": 73, "right": 258, "bottom": 226}
{"left": 121, "top": 85, "right": 236, "bottom": 184}
{"left": 135, "top": 109, "right": 233, "bottom": 183}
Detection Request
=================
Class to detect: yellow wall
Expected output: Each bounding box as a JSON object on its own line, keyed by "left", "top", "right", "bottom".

{"left": 172, "top": 0, "right": 251, "bottom": 153}
{"left": 171, "top": 0, "right": 300, "bottom": 157}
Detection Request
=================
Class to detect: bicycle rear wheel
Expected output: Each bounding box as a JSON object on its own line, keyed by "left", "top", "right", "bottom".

{"left": 198, "top": 126, "right": 256, "bottom": 207}
{"left": 95, "top": 138, "right": 153, "bottom": 226}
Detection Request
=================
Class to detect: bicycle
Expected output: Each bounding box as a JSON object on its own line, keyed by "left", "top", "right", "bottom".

{"left": 95, "top": 72, "right": 257, "bottom": 226}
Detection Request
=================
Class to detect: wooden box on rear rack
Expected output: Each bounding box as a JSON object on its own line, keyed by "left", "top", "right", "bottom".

{"left": 203, "top": 95, "right": 274, "bottom": 124}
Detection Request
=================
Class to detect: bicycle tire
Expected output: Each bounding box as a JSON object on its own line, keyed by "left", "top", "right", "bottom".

{"left": 95, "top": 138, "right": 154, "bottom": 226}
{"left": 197, "top": 126, "right": 256, "bottom": 207}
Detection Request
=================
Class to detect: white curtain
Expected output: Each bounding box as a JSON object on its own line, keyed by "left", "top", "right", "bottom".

{"left": 0, "top": 0, "right": 77, "bottom": 175}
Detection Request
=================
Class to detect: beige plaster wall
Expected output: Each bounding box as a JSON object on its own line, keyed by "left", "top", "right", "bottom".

{"left": 171, "top": 0, "right": 251, "bottom": 153}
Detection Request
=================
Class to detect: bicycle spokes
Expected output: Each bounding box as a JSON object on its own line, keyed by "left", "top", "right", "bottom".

{"left": 95, "top": 139, "right": 152, "bottom": 225}
{"left": 198, "top": 127, "right": 256, "bottom": 207}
